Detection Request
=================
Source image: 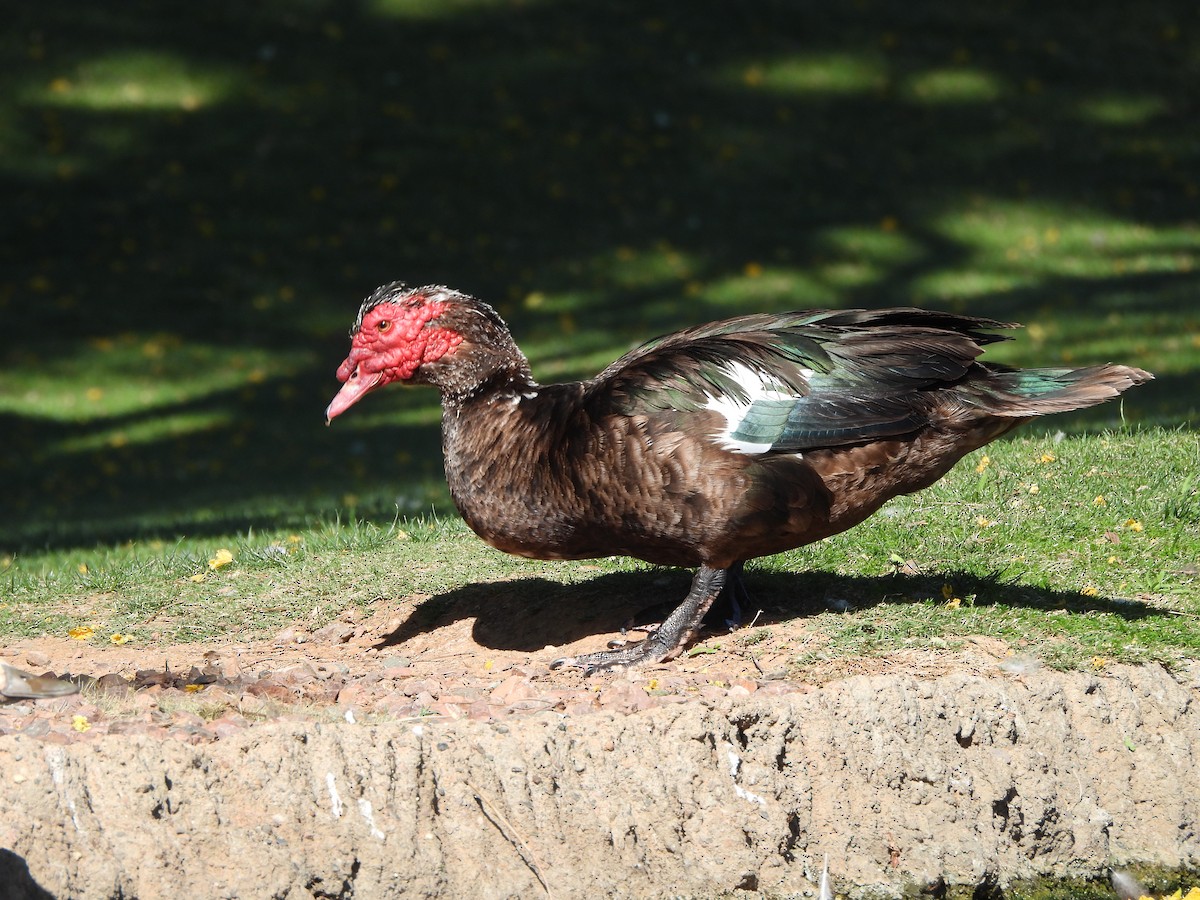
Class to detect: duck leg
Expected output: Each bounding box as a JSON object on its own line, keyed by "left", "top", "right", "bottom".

{"left": 712, "top": 559, "right": 749, "bottom": 630}
{"left": 552, "top": 565, "right": 728, "bottom": 674}
{"left": 609, "top": 559, "right": 749, "bottom": 647}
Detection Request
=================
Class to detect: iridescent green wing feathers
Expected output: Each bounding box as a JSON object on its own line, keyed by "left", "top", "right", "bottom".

{"left": 584, "top": 308, "right": 1016, "bottom": 453}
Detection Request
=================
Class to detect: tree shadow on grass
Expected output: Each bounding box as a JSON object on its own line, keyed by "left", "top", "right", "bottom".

{"left": 373, "top": 565, "right": 1165, "bottom": 655}
{"left": 3, "top": 0, "right": 1198, "bottom": 553}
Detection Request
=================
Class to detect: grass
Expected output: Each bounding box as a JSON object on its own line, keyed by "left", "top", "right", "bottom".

{"left": 3, "top": 428, "right": 1197, "bottom": 674}
{"left": 1, "top": 0, "right": 1198, "bottom": 671}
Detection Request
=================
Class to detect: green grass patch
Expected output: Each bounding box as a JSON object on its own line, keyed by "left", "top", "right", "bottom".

{"left": 3, "top": 429, "right": 1196, "bottom": 674}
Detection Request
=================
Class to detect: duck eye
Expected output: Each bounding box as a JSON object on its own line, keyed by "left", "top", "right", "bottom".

{"left": 377, "top": 320, "right": 391, "bottom": 333}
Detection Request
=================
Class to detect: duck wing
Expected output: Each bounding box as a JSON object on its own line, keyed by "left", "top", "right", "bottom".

{"left": 583, "top": 308, "right": 1015, "bottom": 453}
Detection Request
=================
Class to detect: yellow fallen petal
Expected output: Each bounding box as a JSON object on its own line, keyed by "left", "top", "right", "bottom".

{"left": 1081, "top": 585, "right": 1100, "bottom": 597}
{"left": 72, "top": 715, "right": 90, "bottom": 733}
{"left": 208, "top": 548, "right": 234, "bottom": 569}
{"left": 1039, "top": 452, "right": 1056, "bottom": 463}
{"left": 109, "top": 633, "right": 132, "bottom": 645}
{"left": 974, "top": 455, "right": 990, "bottom": 474}
{"left": 1124, "top": 519, "right": 1144, "bottom": 532}
{"left": 944, "top": 597, "right": 962, "bottom": 609}
{"left": 189, "top": 573, "right": 206, "bottom": 583}
{"left": 68, "top": 626, "right": 95, "bottom": 641}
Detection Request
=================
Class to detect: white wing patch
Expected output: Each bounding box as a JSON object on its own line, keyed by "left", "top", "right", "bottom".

{"left": 703, "top": 361, "right": 809, "bottom": 455}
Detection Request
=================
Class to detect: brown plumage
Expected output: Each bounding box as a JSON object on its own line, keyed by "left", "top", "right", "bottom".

{"left": 327, "top": 282, "right": 1152, "bottom": 672}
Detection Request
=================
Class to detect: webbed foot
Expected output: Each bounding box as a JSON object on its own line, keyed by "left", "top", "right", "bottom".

{"left": 550, "top": 564, "right": 728, "bottom": 674}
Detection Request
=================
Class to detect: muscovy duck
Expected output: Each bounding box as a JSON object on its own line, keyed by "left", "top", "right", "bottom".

{"left": 326, "top": 283, "right": 1151, "bottom": 672}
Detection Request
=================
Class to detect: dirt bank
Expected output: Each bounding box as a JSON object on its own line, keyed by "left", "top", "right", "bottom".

{"left": 2, "top": 660, "right": 1197, "bottom": 899}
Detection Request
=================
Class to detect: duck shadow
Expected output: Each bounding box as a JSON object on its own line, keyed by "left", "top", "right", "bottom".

{"left": 373, "top": 566, "right": 1164, "bottom": 655}
{"left": 0, "top": 849, "right": 56, "bottom": 900}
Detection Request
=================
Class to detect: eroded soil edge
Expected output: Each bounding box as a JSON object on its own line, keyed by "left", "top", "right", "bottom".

{"left": 2, "top": 663, "right": 1197, "bottom": 899}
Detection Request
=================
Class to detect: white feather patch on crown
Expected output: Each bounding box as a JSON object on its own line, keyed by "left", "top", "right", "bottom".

{"left": 703, "top": 360, "right": 810, "bottom": 455}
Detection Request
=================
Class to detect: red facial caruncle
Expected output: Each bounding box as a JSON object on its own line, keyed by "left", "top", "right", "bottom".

{"left": 325, "top": 296, "right": 463, "bottom": 423}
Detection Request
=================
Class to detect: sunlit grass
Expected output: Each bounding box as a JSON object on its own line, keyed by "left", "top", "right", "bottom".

{"left": 0, "top": 335, "right": 313, "bottom": 422}
{"left": 51, "top": 410, "right": 235, "bottom": 456}
{"left": 816, "top": 226, "right": 924, "bottom": 265}
{"left": 700, "top": 266, "right": 837, "bottom": 310}
{"left": 1076, "top": 93, "right": 1169, "bottom": 126}
{"left": 902, "top": 67, "right": 1007, "bottom": 104}
{"left": 30, "top": 51, "right": 236, "bottom": 111}
{"left": 366, "top": 0, "right": 528, "bottom": 20}
{"left": 731, "top": 52, "right": 889, "bottom": 96}
{"left": 915, "top": 199, "right": 1200, "bottom": 310}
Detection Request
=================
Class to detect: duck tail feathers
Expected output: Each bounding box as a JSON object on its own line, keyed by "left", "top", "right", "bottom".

{"left": 978, "top": 364, "right": 1153, "bottom": 417}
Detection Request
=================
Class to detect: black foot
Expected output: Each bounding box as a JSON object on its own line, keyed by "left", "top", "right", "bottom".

{"left": 707, "top": 560, "right": 750, "bottom": 630}
{"left": 551, "top": 564, "right": 728, "bottom": 674}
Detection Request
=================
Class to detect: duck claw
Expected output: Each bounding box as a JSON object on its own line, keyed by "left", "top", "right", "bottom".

{"left": 550, "top": 638, "right": 668, "bottom": 675}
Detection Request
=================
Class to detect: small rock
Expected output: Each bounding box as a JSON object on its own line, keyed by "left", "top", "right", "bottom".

{"left": 490, "top": 675, "right": 536, "bottom": 705}
{"left": 311, "top": 622, "right": 354, "bottom": 644}
{"left": 210, "top": 717, "right": 249, "bottom": 740}
{"left": 24, "top": 651, "right": 51, "bottom": 668}
{"left": 314, "top": 662, "right": 350, "bottom": 678}
{"left": 21, "top": 719, "right": 50, "bottom": 738}
{"left": 336, "top": 684, "right": 369, "bottom": 706}
{"left": 598, "top": 681, "right": 654, "bottom": 714}
{"left": 95, "top": 673, "right": 133, "bottom": 695}
{"left": 467, "top": 700, "right": 492, "bottom": 721}
{"left": 272, "top": 627, "right": 306, "bottom": 646}
{"left": 276, "top": 663, "right": 318, "bottom": 685}
{"left": 431, "top": 701, "right": 465, "bottom": 720}
{"left": 564, "top": 698, "right": 599, "bottom": 717}
{"left": 245, "top": 679, "right": 294, "bottom": 702}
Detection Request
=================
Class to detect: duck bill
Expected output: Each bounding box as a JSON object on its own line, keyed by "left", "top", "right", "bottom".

{"left": 325, "top": 368, "right": 383, "bottom": 424}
